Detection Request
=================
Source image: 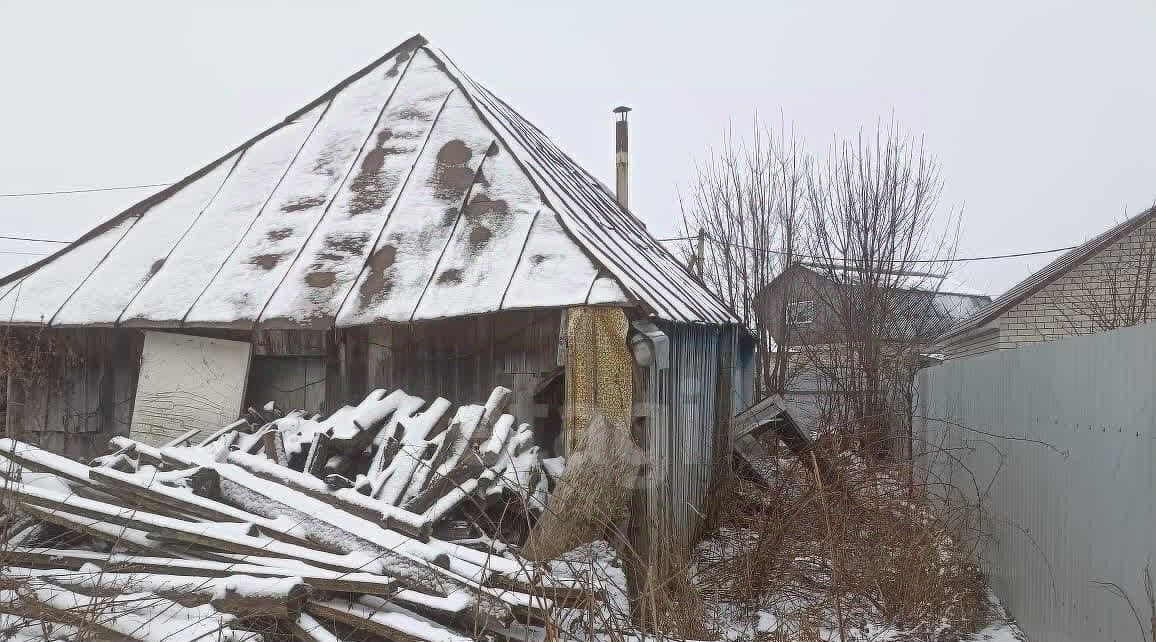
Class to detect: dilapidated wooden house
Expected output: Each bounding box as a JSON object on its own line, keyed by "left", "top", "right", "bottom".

{"left": 0, "top": 35, "right": 752, "bottom": 546}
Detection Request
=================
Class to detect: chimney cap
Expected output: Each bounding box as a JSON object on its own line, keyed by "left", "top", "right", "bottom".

{"left": 613, "top": 105, "right": 632, "bottom": 117}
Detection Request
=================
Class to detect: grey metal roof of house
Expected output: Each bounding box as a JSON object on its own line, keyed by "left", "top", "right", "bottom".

{"left": 0, "top": 35, "right": 738, "bottom": 329}
{"left": 795, "top": 264, "right": 992, "bottom": 341}
{"left": 939, "top": 205, "right": 1156, "bottom": 342}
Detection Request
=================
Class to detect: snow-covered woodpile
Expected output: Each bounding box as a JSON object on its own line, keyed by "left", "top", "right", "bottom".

{"left": 0, "top": 386, "right": 589, "bottom": 642}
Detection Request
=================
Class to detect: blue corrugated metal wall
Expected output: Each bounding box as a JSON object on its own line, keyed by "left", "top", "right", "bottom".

{"left": 643, "top": 322, "right": 753, "bottom": 549}
{"left": 916, "top": 321, "right": 1156, "bottom": 642}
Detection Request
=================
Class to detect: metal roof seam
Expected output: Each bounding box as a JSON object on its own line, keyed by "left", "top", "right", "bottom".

{"left": 253, "top": 48, "right": 423, "bottom": 329}
{"left": 407, "top": 139, "right": 498, "bottom": 323}
{"left": 332, "top": 89, "right": 457, "bottom": 328}
{"left": 113, "top": 151, "right": 248, "bottom": 327}
{"left": 177, "top": 96, "right": 340, "bottom": 328}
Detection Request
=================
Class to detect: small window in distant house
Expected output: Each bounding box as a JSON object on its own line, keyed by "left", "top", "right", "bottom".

{"left": 786, "top": 300, "right": 816, "bottom": 325}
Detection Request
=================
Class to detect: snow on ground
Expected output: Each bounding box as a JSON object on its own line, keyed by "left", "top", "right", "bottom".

{"left": 541, "top": 538, "right": 1030, "bottom": 642}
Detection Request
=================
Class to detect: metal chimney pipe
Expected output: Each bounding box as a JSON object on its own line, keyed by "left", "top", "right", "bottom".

{"left": 613, "top": 106, "right": 631, "bottom": 209}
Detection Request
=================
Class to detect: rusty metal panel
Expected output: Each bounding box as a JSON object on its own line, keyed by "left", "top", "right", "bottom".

{"left": 916, "top": 322, "right": 1156, "bottom": 642}
{"left": 261, "top": 50, "right": 455, "bottom": 329}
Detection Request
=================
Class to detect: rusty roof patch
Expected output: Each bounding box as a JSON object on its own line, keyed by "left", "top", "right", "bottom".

{"left": 281, "top": 196, "right": 327, "bottom": 213}
{"left": 249, "top": 253, "right": 288, "bottom": 270}
{"left": 436, "top": 268, "right": 463, "bottom": 285}
{"left": 430, "top": 140, "right": 475, "bottom": 201}
{"left": 266, "top": 227, "right": 294, "bottom": 241}
{"left": 358, "top": 242, "right": 399, "bottom": 304}
{"left": 348, "top": 129, "right": 416, "bottom": 216}
{"left": 305, "top": 270, "right": 337, "bottom": 288}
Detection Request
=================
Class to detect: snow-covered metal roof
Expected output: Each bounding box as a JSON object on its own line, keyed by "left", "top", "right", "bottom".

{"left": 0, "top": 35, "right": 738, "bottom": 329}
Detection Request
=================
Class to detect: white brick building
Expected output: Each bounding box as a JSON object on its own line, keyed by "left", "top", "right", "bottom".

{"left": 938, "top": 206, "right": 1156, "bottom": 358}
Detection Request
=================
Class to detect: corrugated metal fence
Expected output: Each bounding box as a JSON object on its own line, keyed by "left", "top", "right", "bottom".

{"left": 915, "top": 322, "right": 1156, "bottom": 642}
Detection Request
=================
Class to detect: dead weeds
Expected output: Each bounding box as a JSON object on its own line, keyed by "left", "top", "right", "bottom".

{"left": 695, "top": 443, "right": 990, "bottom": 641}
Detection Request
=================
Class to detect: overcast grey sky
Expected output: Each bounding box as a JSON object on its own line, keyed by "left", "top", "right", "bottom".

{"left": 1, "top": 0, "right": 1154, "bottom": 295}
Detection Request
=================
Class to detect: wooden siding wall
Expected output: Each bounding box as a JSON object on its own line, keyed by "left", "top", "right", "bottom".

{"left": 4, "top": 328, "right": 143, "bottom": 460}
{"left": 2, "top": 327, "right": 331, "bottom": 459}
{"left": 3, "top": 316, "right": 562, "bottom": 459}
{"left": 365, "top": 310, "right": 562, "bottom": 437}
{"left": 246, "top": 356, "right": 327, "bottom": 415}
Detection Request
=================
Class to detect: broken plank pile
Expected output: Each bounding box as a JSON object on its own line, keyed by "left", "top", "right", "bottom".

{"left": 0, "top": 387, "right": 588, "bottom": 642}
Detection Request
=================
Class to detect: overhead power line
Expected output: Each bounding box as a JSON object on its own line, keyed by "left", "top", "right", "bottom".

{"left": 0, "top": 182, "right": 173, "bottom": 198}
{"left": 655, "top": 234, "right": 1079, "bottom": 263}
{"left": 0, "top": 250, "right": 48, "bottom": 256}
{"left": 0, "top": 235, "right": 71, "bottom": 244}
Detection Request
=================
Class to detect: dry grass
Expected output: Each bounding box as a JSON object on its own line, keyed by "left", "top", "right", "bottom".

{"left": 694, "top": 442, "right": 990, "bottom": 641}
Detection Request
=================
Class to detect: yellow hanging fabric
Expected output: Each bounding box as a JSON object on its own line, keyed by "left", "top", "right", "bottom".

{"left": 563, "top": 306, "right": 633, "bottom": 451}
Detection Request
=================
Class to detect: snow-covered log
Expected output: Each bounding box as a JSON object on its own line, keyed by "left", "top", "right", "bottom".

{"left": 0, "top": 384, "right": 590, "bottom": 641}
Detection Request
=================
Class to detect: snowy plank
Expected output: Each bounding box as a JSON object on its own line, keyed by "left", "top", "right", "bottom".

{"left": 52, "top": 160, "right": 235, "bottom": 326}
{"left": 412, "top": 137, "right": 545, "bottom": 320}
{"left": 308, "top": 598, "right": 473, "bottom": 642}
{"left": 160, "top": 448, "right": 492, "bottom": 585}
{"left": 10, "top": 580, "right": 243, "bottom": 642}
{"left": 336, "top": 90, "right": 497, "bottom": 325}
{"left": 185, "top": 48, "right": 413, "bottom": 326}
{"left": 4, "top": 479, "right": 390, "bottom": 576}
{"left": 120, "top": 104, "right": 326, "bottom": 325}
{"left": 0, "top": 217, "right": 137, "bottom": 325}
{"left": 291, "top": 613, "right": 344, "bottom": 642}
{"left": 261, "top": 50, "right": 456, "bottom": 329}
{"left": 6, "top": 549, "right": 400, "bottom": 596}
{"left": 226, "top": 450, "right": 433, "bottom": 540}
{"left": 26, "top": 566, "right": 309, "bottom": 619}
{"left": 374, "top": 397, "right": 451, "bottom": 506}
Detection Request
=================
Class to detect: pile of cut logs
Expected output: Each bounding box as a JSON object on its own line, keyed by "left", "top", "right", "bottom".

{"left": 0, "top": 387, "right": 590, "bottom": 642}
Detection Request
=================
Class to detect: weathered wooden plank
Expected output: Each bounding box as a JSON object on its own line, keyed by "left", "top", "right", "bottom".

{"left": 4, "top": 549, "right": 400, "bottom": 597}
{"left": 226, "top": 450, "right": 432, "bottom": 541}
{"left": 306, "top": 599, "right": 473, "bottom": 642}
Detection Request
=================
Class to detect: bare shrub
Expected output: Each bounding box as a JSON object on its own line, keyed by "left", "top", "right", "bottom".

{"left": 800, "top": 121, "right": 958, "bottom": 460}
{"left": 678, "top": 120, "right": 809, "bottom": 397}
{"left": 696, "top": 442, "right": 989, "bottom": 641}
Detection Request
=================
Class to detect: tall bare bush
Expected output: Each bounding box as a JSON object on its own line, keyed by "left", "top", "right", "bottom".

{"left": 678, "top": 121, "right": 808, "bottom": 397}
{"left": 799, "top": 122, "right": 957, "bottom": 458}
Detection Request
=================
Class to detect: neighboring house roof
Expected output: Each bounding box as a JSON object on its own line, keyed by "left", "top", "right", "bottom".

{"left": 0, "top": 35, "right": 737, "bottom": 329}
{"left": 762, "top": 264, "right": 991, "bottom": 341}
{"left": 939, "top": 205, "right": 1156, "bottom": 342}
{"left": 889, "top": 289, "right": 991, "bottom": 340}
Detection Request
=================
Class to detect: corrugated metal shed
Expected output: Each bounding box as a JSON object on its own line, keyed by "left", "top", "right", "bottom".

{"left": 0, "top": 35, "right": 738, "bottom": 329}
